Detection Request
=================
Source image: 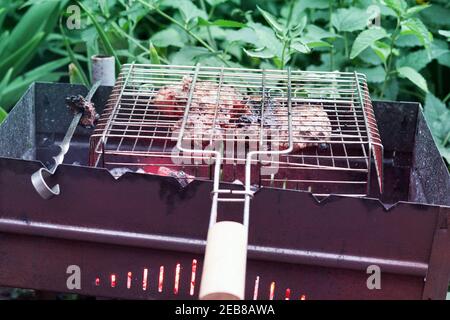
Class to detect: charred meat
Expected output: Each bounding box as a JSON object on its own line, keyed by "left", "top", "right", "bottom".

{"left": 237, "top": 91, "right": 276, "bottom": 127}
{"left": 66, "top": 95, "right": 99, "bottom": 128}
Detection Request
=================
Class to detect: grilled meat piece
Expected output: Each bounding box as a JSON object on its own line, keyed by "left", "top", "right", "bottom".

{"left": 152, "top": 76, "right": 248, "bottom": 121}
{"left": 151, "top": 75, "right": 192, "bottom": 117}
{"left": 165, "top": 77, "right": 248, "bottom": 141}
{"left": 153, "top": 77, "right": 332, "bottom": 152}
{"left": 66, "top": 95, "right": 99, "bottom": 128}
{"left": 275, "top": 104, "right": 332, "bottom": 151}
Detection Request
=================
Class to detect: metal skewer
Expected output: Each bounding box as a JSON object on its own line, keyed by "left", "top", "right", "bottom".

{"left": 31, "top": 81, "right": 101, "bottom": 199}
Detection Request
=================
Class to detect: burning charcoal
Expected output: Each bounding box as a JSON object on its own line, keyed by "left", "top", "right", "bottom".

{"left": 65, "top": 95, "right": 99, "bottom": 128}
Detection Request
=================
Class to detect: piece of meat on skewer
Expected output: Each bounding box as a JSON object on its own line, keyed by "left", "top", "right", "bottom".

{"left": 66, "top": 95, "right": 99, "bottom": 128}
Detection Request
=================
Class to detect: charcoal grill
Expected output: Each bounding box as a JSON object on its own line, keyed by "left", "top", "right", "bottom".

{"left": 89, "top": 64, "right": 383, "bottom": 197}
{"left": 89, "top": 64, "right": 385, "bottom": 299}
{"left": 0, "top": 68, "right": 449, "bottom": 299}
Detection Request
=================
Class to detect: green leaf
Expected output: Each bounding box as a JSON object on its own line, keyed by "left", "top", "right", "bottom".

{"left": 0, "top": 58, "right": 69, "bottom": 111}
{"left": 224, "top": 28, "right": 258, "bottom": 44}
{"left": 395, "top": 42, "right": 449, "bottom": 72}
{"left": 370, "top": 41, "right": 391, "bottom": 63}
{"left": 382, "top": 0, "right": 407, "bottom": 17}
{"left": 291, "top": 0, "right": 329, "bottom": 15}
{"left": 306, "top": 41, "right": 332, "bottom": 48}
{"left": 290, "top": 40, "right": 311, "bottom": 54}
{"left": 257, "top": 6, "right": 284, "bottom": 34}
{"left": 1, "top": 0, "right": 61, "bottom": 59}
{"left": 0, "top": 68, "right": 13, "bottom": 96}
{"left": 395, "top": 34, "right": 422, "bottom": 47}
{"left": 403, "top": 5, "right": 430, "bottom": 18}
{"left": 290, "top": 16, "right": 308, "bottom": 37}
{"left": 0, "top": 107, "right": 7, "bottom": 124}
{"left": 171, "top": 46, "right": 221, "bottom": 66}
{"left": 197, "top": 18, "right": 246, "bottom": 28}
{"left": 149, "top": 42, "right": 161, "bottom": 64}
{"left": 419, "top": 4, "right": 450, "bottom": 28}
{"left": 355, "top": 66, "right": 386, "bottom": 83}
{"left": 0, "top": 7, "right": 6, "bottom": 30}
{"left": 439, "top": 30, "right": 450, "bottom": 41}
{"left": 0, "top": 31, "right": 10, "bottom": 56}
{"left": 162, "top": 0, "right": 207, "bottom": 23}
{"left": 60, "top": 20, "right": 90, "bottom": 86}
{"left": 384, "top": 78, "right": 399, "bottom": 100}
{"left": 437, "top": 53, "right": 450, "bottom": 68}
{"left": 304, "top": 25, "right": 339, "bottom": 42}
{"left": 424, "top": 92, "right": 450, "bottom": 163}
{"left": 331, "top": 8, "right": 371, "bottom": 33}
{"left": 205, "top": 0, "right": 229, "bottom": 6}
{"left": 77, "top": 1, "right": 121, "bottom": 68}
{"left": 0, "top": 32, "right": 45, "bottom": 77}
{"left": 397, "top": 66, "right": 428, "bottom": 92}
{"left": 69, "top": 63, "right": 85, "bottom": 85}
{"left": 243, "top": 47, "right": 274, "bottom": 59}
{"left": 396, "top": 49, "right": 430, "bottom": 71}
{"left": 358, "top": 47, "right": 383, "bottom": 65}
{"left": 151, "top": 28, "right": 186, "bottom": 48}
{"left": 350, "top": 28, "right": 388, "bottom": 59}
{"left": 401, "top": 18, "right": 432, "bottom": 48}
{"left": 247, "top": 22, "right": 283, "bottom": 58}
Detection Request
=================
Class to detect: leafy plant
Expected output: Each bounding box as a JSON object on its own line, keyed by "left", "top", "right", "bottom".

{"left": 0, "top": 0, "right": 69, "bottom": 113}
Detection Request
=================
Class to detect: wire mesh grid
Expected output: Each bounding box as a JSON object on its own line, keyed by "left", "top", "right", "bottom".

{"left": 89, "top": 64, "right": 382, "bottom": 196}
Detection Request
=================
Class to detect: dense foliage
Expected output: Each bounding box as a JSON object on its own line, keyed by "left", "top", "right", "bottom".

{"left": 0, "top": 0, "right": 449, "bottom": 167}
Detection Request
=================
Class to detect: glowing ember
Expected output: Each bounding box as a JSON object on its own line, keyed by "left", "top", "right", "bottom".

{"left": 143, "top": 268, "right": 148, "bottom": 291}
{"left": 111, "top": 274, "right": 116, "bottom": 288}
{"left": 190, "top": 259, "right": 197, "bottom": 296}
{"left": 253, "top": 276, "right": 260, "bottom": 300}
{"left": 127, "top": 272, "right": 132, "bottom": 289}
{"left": 158, "top": 266, "right": 164, "bottom": 293}
{"left": 269, "top": 282, "right": 275, "bottom": 300}
{"left": 174, "top": 263, "right": 181, "bottom": 295}
{"left": 285, "top": 288, "right": 291, "bottom": 300}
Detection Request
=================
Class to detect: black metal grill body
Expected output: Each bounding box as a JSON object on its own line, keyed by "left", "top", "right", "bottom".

{"left": 0, "top": 83, "right": 448, "bottom": 300}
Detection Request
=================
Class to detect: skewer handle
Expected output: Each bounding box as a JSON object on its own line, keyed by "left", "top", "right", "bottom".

{"left": 199, "top": 221, "right": 248, "bottom": 300}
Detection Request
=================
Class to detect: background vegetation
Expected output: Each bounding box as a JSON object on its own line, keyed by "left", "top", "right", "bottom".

{"left": 0, "top": 0, "right": 449, "bottom": 168}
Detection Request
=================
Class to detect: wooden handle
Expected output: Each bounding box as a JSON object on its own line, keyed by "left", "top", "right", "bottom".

{"left": 199, "top": 221, "right": 248, "bottom": 300}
